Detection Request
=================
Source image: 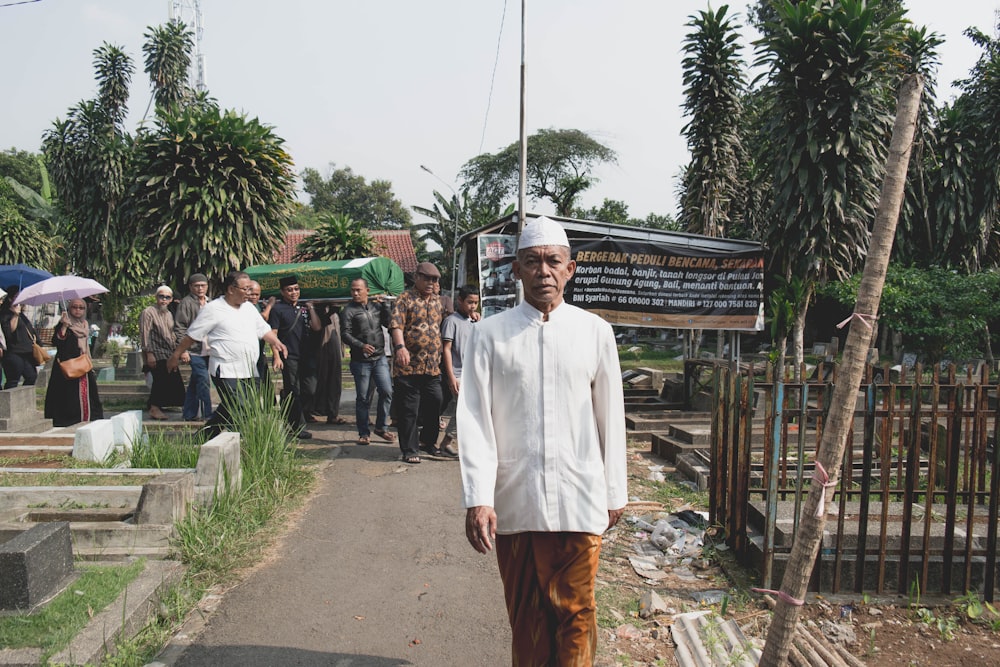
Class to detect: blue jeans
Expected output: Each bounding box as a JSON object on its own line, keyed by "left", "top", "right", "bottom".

{"left": 183, "top": 354, "right": 213, "bottom": 420}
{"left": 350, "top": 356, "right": 392, "bottom": 437}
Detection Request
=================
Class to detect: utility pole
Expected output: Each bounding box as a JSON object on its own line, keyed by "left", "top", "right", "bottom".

{"left": 168, "top": 0, "right": 207, "bottom": 92}
{"left": 517, "top": 0, "right": 527, "bottom": 235}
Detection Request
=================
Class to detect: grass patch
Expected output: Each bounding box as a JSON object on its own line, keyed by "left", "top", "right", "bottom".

{"left": 631, "top": 469, "right": 709, "bottom": 509}
{"left": 124, "top": 431, "right": 202, "bottom": 469}
{"left": 0, "top": 472, "right": 155, "bottom": 487}
{"left": 173, "top": 378, "right": 315, "bottom": 587}
{"left": 0, "top": 559, "right": 144, "bottom": 659}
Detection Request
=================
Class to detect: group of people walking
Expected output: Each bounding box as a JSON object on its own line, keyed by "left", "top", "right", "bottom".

{"left": 138, "top": 271, "right": 345, "bottom": 438}
{"left": 2, "top": 216, "right": 628, "bottom": 665}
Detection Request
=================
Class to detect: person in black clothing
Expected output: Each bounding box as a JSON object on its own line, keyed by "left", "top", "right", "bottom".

{"left": 0, "top": 286, "right": 39, "bottom": 389}
{"left": 268, "top": 275, "right": 321, "bottom": 439}
{"left": 341, "top": 278, "right": 394, "bottom": 445}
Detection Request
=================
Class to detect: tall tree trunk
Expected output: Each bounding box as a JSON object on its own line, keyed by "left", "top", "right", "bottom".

{"left": 759, "top": 74, "right": 924, "bottom": 666}
{"left": 790, "top": 283, "right": 812, "bottom": 381}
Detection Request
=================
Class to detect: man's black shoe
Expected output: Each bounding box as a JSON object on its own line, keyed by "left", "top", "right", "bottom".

{"left": 299, "top": 430, "right": 314, "bottom": 440}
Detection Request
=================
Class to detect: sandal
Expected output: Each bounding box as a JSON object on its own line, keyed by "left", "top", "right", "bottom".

{"left": 373, "top": 429, "right": 395, "bottom": 443}
{"left": 328, "top": 416, "right": 348, "bottom": 425}
{"left": 357, "top": 435, "right": 370, "bottom": 445}
{"left": 420, "top": 444, "right": 444, "bottom": 457}
{"left": 402, "top": 455, "right": 421, "bottom": 464}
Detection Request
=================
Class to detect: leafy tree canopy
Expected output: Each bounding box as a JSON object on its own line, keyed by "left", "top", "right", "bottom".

{"left": 0, "top": 149, "right": 47, "bottom": 204}
{"left": 459, "top": 128, "right": 617, "bottom": 217}
{"left": 301, "top": 165, "right": 412, "bottom": 230}
{"left": 819, "top": 265, "right": 1000, "bottom": 363}
{"left": 0, "top": 194, "right": 55, "bottom": 269}
{"left": 131, "top": 101, "right": 297, "bottom": 289}
{"left": 573, "top": 198, "right": 681, "bottom": 230}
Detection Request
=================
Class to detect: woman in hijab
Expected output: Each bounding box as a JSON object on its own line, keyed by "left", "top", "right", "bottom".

{"left": 0, "top": 286, "right": 40, "bottom": 389}
{"left": 44, "top": 298, "right": 103, "bottom": 426}
{"left": 140, "top": 286, "right": 185, "bottom": 420}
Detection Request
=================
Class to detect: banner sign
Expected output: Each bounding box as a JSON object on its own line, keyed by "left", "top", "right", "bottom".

{"left": 565, "top": 239, "right": 764, "bottom": 331}
{"left": 477, "top": 234, "right": 518, "bottom": 318}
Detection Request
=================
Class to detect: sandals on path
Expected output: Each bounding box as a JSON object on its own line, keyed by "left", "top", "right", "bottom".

{"left": 357, "top": 435, "right": 370, "bottom": 445}
{"left": 373, "top": 429, "right": 395, "bottom": 442}
{"left": 402, "top": 454, "right": 421, "bottom": 464}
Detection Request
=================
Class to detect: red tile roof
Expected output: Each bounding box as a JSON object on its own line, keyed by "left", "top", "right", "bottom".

{"left": 272, "top": 229, "right": 418, "bottom": 274}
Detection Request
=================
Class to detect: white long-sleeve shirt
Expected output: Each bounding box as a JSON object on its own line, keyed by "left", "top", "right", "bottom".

{"left": 458, "top": 299, "right": 628, "bottom": 535}
{"left": 186, "top": 297, "right": 271, "bottom": 379}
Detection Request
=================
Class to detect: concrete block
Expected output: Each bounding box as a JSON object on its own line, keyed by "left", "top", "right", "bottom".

{"left": 0, "top": 385, "right": 51, "bottom": 433}
{"left": 0, "top": 522, "right": 74, "bottom": 611}
{"left": 97, "top": 366, "right": 115, "bottom": 382}
{"left": 111, "top": 410, "right": 143, "bottom": 451}
{"left": 72, "top": 419, "right": 116, "bottom": 462}
{"left": 195, "top": 432, "right": 242, "bottom": 499}
{"left": 134, "top": 472, "right": 194, "bottom": 525}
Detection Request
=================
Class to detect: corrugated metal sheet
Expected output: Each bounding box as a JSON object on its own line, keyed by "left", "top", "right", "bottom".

{"left": 672, "top": 610, "right": 762, "bottom": 667}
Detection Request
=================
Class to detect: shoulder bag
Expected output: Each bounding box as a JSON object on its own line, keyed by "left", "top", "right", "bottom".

{"left": 29, "top": 332, "right": 51, "bottom": 366}
{"left": 59, "top": 354, "right": 93, "bottom": 379}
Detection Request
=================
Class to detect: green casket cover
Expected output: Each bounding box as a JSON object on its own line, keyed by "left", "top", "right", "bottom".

{"left": 243, "top": 257, "right": 405, "bottom": 299}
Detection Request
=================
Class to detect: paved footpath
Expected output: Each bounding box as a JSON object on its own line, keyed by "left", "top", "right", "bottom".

{"left": 155, "top": 422, "right": 510, "bottom": 667}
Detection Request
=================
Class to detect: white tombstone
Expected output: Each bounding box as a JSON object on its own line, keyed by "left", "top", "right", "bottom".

{"left": 72, "top": 419, "right": 116, "bottom": 462}
{"left": 111, "top": 410, "right": 143, "bottom": 453}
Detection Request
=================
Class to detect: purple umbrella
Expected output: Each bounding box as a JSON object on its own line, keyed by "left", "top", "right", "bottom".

{"left": 12, "top": 275, "right": 108, "bottom": 306}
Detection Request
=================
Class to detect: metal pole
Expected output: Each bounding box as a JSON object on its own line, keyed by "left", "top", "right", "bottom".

{"left": 517, "top": 0, "right": 527, "bottom": 234}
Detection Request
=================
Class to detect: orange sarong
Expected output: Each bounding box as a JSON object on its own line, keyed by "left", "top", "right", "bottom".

{"left": 495, "top": 532, "right": 602, "bottom": 667}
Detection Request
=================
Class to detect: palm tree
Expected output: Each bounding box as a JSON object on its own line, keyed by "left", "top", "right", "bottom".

{"left": 293, "top": 213, "right": 378, "bottom": 262}
{"left": 132, "top": 103, "right": 297, "bottom": 286}
{"left": 679, "top": 5, "right": 746, "bottom": 238}
{"left": 754, "top": 0, "right": 906, "bottom": 375}
{"left": 43, "top": 43, "right": 148, "bottom": 315}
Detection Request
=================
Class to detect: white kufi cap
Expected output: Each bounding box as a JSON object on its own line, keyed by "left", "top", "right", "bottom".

{"left": 517, "top": 216, "right": 569, "bottom": 250}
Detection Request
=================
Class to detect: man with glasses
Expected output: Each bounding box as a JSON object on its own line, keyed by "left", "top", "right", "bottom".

{"left": 174, "top": 273, "right": 213, "bottom": 422}
{"left": 168, "top": 271, "right": 287, "bottom": 438}
{"left": 389, "top": 262, "right": 445, "bottom": 463}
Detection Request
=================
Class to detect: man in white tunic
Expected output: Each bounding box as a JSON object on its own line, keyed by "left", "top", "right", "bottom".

{"left": 458, "top": 216, "right": 627, "bottom": 666}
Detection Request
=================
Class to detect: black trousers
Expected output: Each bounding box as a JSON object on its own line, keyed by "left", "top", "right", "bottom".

{"left": 393, "top": 374, "right": 442, "bottom": 457}
{"left": 280, "top": 357, "right": 307, "bottom": 429}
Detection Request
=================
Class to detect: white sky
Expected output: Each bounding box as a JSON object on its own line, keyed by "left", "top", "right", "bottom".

{"left": 1, "top": 0, "right": 997, "bottom": 223}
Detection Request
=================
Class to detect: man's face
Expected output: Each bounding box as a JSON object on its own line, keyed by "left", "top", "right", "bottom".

{"left": 189, "top": 281, "right": 208, "bottom": 299}
{"left": 280, "top": 283, "right": 300, "bottom": 305}
{"left": 155, "top": 289, "right": 173, "bottom": 309}
{"left": 414, "top": 270, "right": 438, "bottom": 297}
{"left": 228, "top": 278, "right": 252, "bottom": 305}
{"left": 247, "top": 283, "right": 261, "bottom": 304}
{"left": 351, "top": 280, "right": 369, "bottom": 304}
{"left": 512, "top": 245, "right": 575, "bottom": 312}
{"left": 457, "top": 294, "right": 480, "bottom": 317}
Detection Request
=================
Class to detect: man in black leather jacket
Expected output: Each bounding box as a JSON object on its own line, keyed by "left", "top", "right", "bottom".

{"left": 340, "top": 278, "right": 394, "bottom": 444}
